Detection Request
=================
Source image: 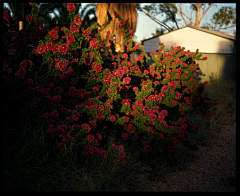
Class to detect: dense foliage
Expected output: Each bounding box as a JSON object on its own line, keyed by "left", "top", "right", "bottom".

{"left": 3, "top": 3, "right": 219, "bottom": 164}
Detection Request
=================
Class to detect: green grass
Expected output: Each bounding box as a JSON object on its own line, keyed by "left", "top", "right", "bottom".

{"left": 3, "top": 75, "right": 236, "bottom": 191}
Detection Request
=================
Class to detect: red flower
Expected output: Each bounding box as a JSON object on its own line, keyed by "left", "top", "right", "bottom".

{"left": 90, "top": 38, "right": 99, "bottom": 50}
{"left": 122, "top": 133, "right": 128, "bottom": 139}
{"left": 122, "top": 53, "right": 128, "bottom": 59}
{"left": 144, "top": 70, "right": 149, "bottom": 75}
{"left": 110, "top": 115, "right": 116, "bottom": 122}
{"left": 115, "top": 12, "right": 120, "bottom": 18}
{"left": 169, "top": 81, "right": 176, "bottom": 88}
{"left": 51, "top": 110, "right": 59, "bottom": 118}
{"left": 67, "top": 3, "right": 76, "bottom": 12}
{"left": 161, "top": 110, "right": 168, "bottom": 117}
{"left": 52, "top": 95, "right": 61, "bottom": 103}
{"left": 123, "top": 77, "right": 131, "bottom": 84}
{"left": 74, "top": 15, "right": 82, "bottom": 26}
{"left": 82, "top": 123, "right": 91, "bottom": 133}
{"left": 162, "top": 85, "right": 168, "bottom": 91}
{"left": 87, "top": 134, "right": 95, "bottom": 143}
{"left": 133, "top": 87, "right": 139, "bottom": 91}
{"left": 120, "top": 20, "right": 126, "bottom": 26}
{"left": 36, "top": 44, "right": 46, "bottom": 54}
{"left": 49, "top": 27, "right": 59, "bottom": 41}
{"left": 175, "top": 92, "right": 182, "bottom": 100}
{"left": 71, "top": 115, "right": 78, "bottom": 121}
{"left": 166, "top": 69, "right": 171, "bottom": 73}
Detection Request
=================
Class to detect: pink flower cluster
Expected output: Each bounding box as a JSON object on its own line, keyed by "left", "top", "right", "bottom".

{"left": 49, "top": 27, "right": 59, "bottom": 41}
{"left": 74, "top": 15, "right": 82, "bottom": 26}
{"left": 3, "top": 8, "right": 10, "bottom": 23}
{"left": 67, "top": 3, "right": 76, "bottom": 12}
{"left": 123, "top": 76, "right": 131, "bottom": 84}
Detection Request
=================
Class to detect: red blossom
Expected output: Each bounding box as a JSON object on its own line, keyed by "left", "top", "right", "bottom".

{"left": 122, "top": 53, "right": 128, "bottom": 59}
{"left": 89, "top": 38, "right": 99, "bottom": 50}
{"left": 48, "top": 27, "right": 59, "bottom": 41}
{"left": 110, "top": 115, "right": 116, "bottom": 122}
{"left": 52, "top": 95, "right": 61, "bottom": 103}
{"left": 82, "top": 123, "right": 91, "bottom": 133}
{"left": 115, "top": 12, "right": 120, "bottom": 18}
{"left": 123, "top": 77, "right": 131, "bottom": 84}
{"left": 122, "top": 133, "right": 128, "bottom": 139}
{"left": 67, "top": 3, "right": 76, "bottom": 12}
{"left": 71, "top": 115, "right": 78, "bottom": 121}
{"left": 74, "top": 15, "right": 82, "bottom": 26}
{"left": 70, "top": 24, "right": 79, "bottom": 34}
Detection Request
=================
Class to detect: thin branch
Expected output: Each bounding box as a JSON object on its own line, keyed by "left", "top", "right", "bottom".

{"left": 218, "top": 24, "right": 236, "bottom": 30}
{"left": 198, "top": 3, "right": 213, "bottom": 25}
{"left": 136, "top": 4, "right": 173, "bottom": 32}
{"left": 174, "top": 3, "right": 188, "bottom": 26}
{"left": 183, "top": 7, "right": 193, "bottom": 26}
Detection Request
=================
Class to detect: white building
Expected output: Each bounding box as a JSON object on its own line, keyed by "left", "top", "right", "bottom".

{"left": 141, "top": 26, "right": 236, "bottom": 82}
{"left": 142, "top": 26, "right": 235, "bottom": 54}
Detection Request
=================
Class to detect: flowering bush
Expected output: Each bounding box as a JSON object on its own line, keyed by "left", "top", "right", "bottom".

{"left": 3, "top": 3, "right": 219, "bottom": 164}
{"left": 3, "top": 3, "right": 47, "bottom": 93}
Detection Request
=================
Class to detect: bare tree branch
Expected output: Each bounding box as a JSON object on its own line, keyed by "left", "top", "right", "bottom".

{"left": 198, "top": 3, "right": 213, "bottom": 25}
{"left": 174, "top": 3, "right": 188, "bottom": 26}
{"left": 217, "top": 24, "right": 236, "bottom": 31}
{"left": 183, "top": 6, "right": 194, "bottom": 26}
{"left": 136, "top": 4, "right": 173, "bottom": 32}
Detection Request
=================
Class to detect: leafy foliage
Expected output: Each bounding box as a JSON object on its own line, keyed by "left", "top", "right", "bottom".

{"left": 201, "top": 6, "right": 236, "bottom": 31}
{"left": 3, "top": 3, "right": 219, "bottom": 165}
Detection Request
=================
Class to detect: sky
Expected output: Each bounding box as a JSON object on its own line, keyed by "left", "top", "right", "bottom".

{"left": 133, "top": 3, "right": 236, "bottom": 42}
{"left": 4, "top": 3, "right": 236, "bottom": 43}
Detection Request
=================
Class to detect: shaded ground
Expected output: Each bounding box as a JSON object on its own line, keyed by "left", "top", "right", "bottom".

{"left": 120, "top": 123, "right": 236, "bottom": 192}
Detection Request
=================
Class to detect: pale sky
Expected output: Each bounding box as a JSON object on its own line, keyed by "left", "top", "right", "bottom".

{"left": 4, "top": 3, "right": 236, "bottom": 43}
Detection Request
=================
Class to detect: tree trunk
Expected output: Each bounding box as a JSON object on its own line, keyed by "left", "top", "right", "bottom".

{"left": 96, "top": 3, "right": 138, "bottom": 53}
{"left": 194, "top": 3, "right": 201, "bottom": 27}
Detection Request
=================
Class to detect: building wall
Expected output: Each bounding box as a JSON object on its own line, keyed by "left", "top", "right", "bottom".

{"left": 143, "top": 37, "right": 161, "bottom": 53}
{"left": 195, "top": 53, "right": 236, "bottom": 82}
{"left": 143, "top": 27, "right": 234, "bottom": 54}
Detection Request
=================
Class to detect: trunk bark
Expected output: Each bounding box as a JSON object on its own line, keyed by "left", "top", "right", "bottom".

{"left": 194, "top": 3, "right": 201, "bottom": 27}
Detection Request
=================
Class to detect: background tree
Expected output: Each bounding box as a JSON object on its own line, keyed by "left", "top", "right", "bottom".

{"left": 137, "top": 3, "right": 216, "bottom": 34}
{"left": 142, "top": 3, "right": 180, "bottom": 31}
{"left": 174, "top": 3, "right": 214, "bottom": 27}
{"left": 151, "top": 27, "right": 166, "bottom": 37}
{"left": 201, "top": 6, "right": 236, "bottom": 32}
{"left": 4, "top": 3, "right": 35, "bottom": 31}
{"left": 38, "top": 3, "right": 97, "bottom": 36}
{"left": 4, "top": 3, "right": 98, "bottom": 36}
{"left": 136, "top": 3, "right": 175, "bottom": 33}
{"left": 96, "top": 3, "right": 138, "bottom": 52}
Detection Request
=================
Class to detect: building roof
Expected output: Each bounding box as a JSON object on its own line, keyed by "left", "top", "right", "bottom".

{"left": 142, "top": 26, "right": 235, "bottom": 45}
